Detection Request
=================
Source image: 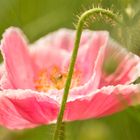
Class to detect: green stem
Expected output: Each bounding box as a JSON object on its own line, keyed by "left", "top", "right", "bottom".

{"left": 53, "top": 8, "right": 120, "bottom": 140}
{"left": 59, "top": 122, "right": 65, "bottom": 140}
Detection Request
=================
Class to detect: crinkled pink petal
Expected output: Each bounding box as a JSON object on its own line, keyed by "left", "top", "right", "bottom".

{"left": 100, "top": 40, "right": 140, "bottom": 87}
{"left": 64, "top": 84, "right": 140, "bottom": 121}
{"left": 0, "top": 27, "right": 35, "bottom": 89}
{"left": 0, "top": 89, "right": 59, "bottom": 129}
{"left": 0, "top": 95, "right": 36, "bottom": 129}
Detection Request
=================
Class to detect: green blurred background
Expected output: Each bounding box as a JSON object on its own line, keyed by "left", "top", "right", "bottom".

{"left": 1, "top": 0, "right": 140, "bottom": 140}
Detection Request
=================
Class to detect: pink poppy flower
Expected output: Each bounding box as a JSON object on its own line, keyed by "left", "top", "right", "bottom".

{"left": 0, "top": 27, "right": 140, "bottom": 129}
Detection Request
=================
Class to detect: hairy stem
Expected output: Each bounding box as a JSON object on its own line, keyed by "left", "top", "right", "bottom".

{"left": 53, "top": 8, "right": 120, "bottom": 140}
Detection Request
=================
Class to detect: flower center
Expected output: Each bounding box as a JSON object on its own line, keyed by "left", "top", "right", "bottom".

{"left": 35, "top": 66, "right": 81, "bottom": 92}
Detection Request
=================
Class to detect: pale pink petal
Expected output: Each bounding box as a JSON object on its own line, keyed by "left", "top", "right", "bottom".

{"left": 30, "top": 44, "right": 69, "bottom": 72}
{"left": 0, "top": 73, "right": 13, "bottom": 89}
{"left": 100, "top": 40, "right": 140, "bottom": 87}
{"left": 30, "top": 29, "right": 92, "bottom": 52}
{"left": 0, "top": 89, "right": 59, "bottom": 129}
{"left": 0, "top": 63, "right": 4, "bottom": 79}
{"left": 64, "top": 84, "right": 140, "bottom": 121}
{"left": 76, "top": 31, "right": 109, "bottom": 85}
{"left": 0, "top": 27, "right": 35, "bottom": 89}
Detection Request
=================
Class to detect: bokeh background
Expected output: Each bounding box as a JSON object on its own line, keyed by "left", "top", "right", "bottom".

{"left": 0, "top": 0, "right": 140, "bottom": 140}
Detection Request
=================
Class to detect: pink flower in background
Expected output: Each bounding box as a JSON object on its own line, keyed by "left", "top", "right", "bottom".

{"left": 0, "top": 27, "right": 140, "bottom": 129}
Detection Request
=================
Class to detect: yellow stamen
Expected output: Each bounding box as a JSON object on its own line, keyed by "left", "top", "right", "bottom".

{"left": 35, "top": 66, "right": 81, "bottom": 92}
